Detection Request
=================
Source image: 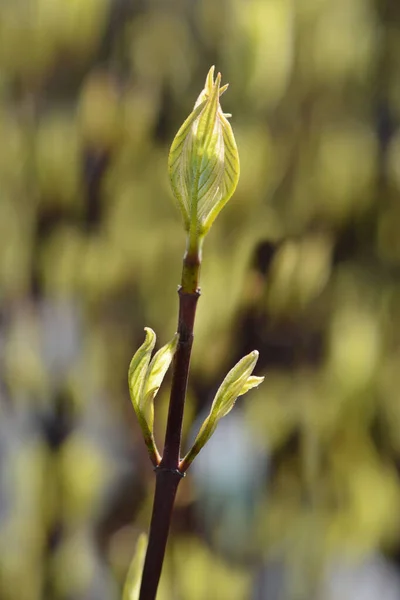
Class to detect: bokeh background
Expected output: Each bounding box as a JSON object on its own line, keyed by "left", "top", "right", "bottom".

{"left": 1, "top": 0, "right": 400, "bottom": 598}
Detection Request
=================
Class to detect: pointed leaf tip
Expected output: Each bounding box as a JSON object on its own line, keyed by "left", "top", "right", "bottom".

{"left": 142, "top": 332, "right": 179, "bottom": 429}
{"left": 180, "top": 350, "right": 264, "bottom": 471}
{"left": 128, "top": 328, "right": 178, "bottom": 466}
{"left": 128, "top": 328, "right": 156, "bottom": 413}
{"left": 209, "top": 349, "right": 261, "bottom": 419}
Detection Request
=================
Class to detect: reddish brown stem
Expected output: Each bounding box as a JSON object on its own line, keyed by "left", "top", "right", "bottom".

{"left": 162, "top": 289, "right": 199, "bottom": 467}
{"left": 139, "top": 252, "right": 200, "bottom": 600}
{"left": 137, "top": 468, "right": 181, "bottom": 600}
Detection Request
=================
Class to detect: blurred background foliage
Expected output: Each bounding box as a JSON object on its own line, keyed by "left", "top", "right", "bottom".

{"left": 1, "top": 0, "right": 400, "bottom": 599}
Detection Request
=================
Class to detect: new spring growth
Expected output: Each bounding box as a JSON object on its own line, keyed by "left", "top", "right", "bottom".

{"left": 180, "top": 350, "right": 264, "bottom": 471}
{"left": 168, "top": 66, "right": 240, "bottom": 254}
{"left": 129, "top": 69, "right": 263, "bottom": 473}
{"left": 126, "top": 68, "right": 263, "bottom": 598}
{"left": 128, "top": 328, "right": 179, "bottom": 466}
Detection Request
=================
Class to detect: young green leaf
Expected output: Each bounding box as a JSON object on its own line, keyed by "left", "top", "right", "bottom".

{"left": 128, "top": 327, "right": 156, "bottom": 417}
{"left": 180, "top": 351, "right": 264, "bottom": 471}
{"left": 168, "top": 66, "right": 240, "bottom": 244}
{"left": 210, "top": 351, "right": 263, "bottom": 419}
{"left": 128, "top": 328, "right": 178, "bottom": 465}
{"left": 142, "top": 332, "right": 179, "bottom": 430}
{"left": 122, "top": 533, "right": 148, "bottom": 600}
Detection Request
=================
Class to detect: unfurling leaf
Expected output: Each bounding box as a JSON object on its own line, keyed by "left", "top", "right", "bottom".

{"left": 128, "top": 327, "right": 156, "bottom": 416}
{"left": 122, "top": 533, "right": 147, "bottom": 600}
{"left": 128, "top": 328, "right": 178, "bottom": 465}
{"left": 210, "top": 351, "right": 264, "bottom": 419}
{"left": 180, "top": 351, "right": 264, "bottom": 471}
{"left": 142, "top": 332, "right": 179, "bottom": 430}
{"left": 168, "top": 66, "right": 240, "bottom": 246}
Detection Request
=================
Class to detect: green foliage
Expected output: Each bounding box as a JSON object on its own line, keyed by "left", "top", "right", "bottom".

{"left": 181, "top": 351, "right": 263, "bottom": 470}
{"left": 168, "top": 66, "right": 240, "bottom": 248}
{"left": 0, "top": 0, "right": 400, "bottom": 598}
{"left": 128, "top": 328, "right": 178, "bottom": 465}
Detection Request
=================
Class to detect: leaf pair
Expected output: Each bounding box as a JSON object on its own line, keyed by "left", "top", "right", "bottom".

{"left": 128, "top": 328, "right": 178, "bottom": 466}
{"left": 129, "top": 330, "right": 264, "bottom": 470}
{"left": 180, "top": 351, "right": 264, "bottom": 471}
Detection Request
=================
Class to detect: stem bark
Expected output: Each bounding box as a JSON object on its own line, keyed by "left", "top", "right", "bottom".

{"left": 139, "top": 249, "right": 200, "bottom": 600}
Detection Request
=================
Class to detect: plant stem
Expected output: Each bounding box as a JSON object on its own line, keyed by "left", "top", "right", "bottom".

{"left": 139, "top": 246, "right": 201, "bottom": 600}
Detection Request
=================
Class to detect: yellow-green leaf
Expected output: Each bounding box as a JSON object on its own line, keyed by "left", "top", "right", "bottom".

{"left": 127, "top": 328, "right": 178, "bottom": 466}
{"left": 128, "top": 327, "right": 156, "bottom": 416}
{"left": 210, "top": 351, "right": 263, "bottom": 420}
{"left": 142, "top": 332, "right": 179, "bottom": 429}
{"left": 180, "top": 350, "right": 264, "bottom": 471}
